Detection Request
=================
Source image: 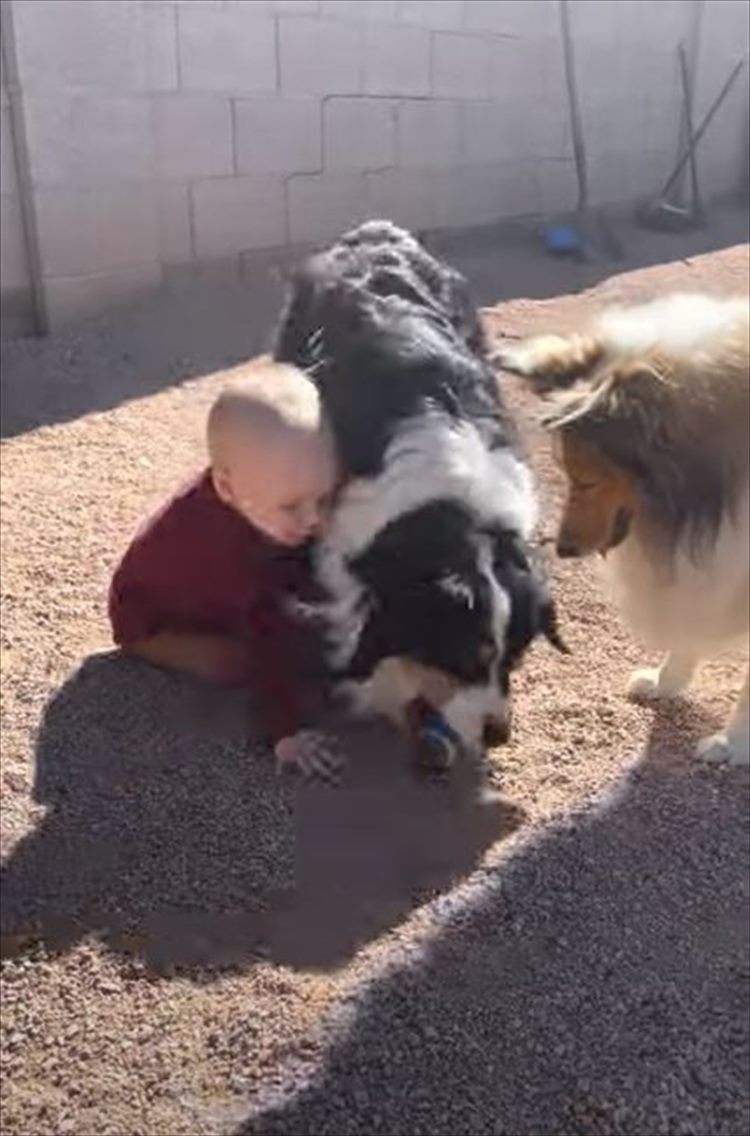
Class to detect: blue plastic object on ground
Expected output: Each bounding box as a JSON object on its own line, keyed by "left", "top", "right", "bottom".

{"left": 544, "top": 223, "right": 582, "bottom": 255}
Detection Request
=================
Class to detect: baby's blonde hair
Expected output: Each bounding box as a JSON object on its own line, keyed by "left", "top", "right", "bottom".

{"left": 207, "top": 355, "right": 324, "bottom": 466}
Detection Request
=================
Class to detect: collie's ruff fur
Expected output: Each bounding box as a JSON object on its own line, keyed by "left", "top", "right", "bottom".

{"left": 275, "top": 221, "right": 566, "bottom": 754}
{"left": 494, "top": 292, "right": 749, "bottom": 765}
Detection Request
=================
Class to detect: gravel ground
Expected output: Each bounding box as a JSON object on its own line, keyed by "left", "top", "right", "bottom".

{"left": 1, "top": 224, "right": 748, "bottom": 1136}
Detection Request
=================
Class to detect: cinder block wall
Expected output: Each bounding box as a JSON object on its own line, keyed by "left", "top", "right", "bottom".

{"left": 1, "top": 12, "right": 34, "bottom": 336}
{"left": 1, "top": 0, "right": 748, "bottom": 335}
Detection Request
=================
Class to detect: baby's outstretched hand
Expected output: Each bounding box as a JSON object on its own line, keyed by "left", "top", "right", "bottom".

{"left": 274, "top": 730, "right": 344, "bottom": 781}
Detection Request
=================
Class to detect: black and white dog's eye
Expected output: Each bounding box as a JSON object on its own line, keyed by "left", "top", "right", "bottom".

{"left": 478, "top": 640, "right": 497, "bottom": 664}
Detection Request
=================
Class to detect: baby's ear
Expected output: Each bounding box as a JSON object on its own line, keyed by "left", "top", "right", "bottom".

{"left": 211, "top": 465, "right": 233, "bottom": 506}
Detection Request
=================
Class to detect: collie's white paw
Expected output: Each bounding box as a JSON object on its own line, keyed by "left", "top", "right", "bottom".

{"left": 696, "top": 732, "right": 750, "bottom": 766}
{"left": 626, "top": 668, "right": 665, "bottom": 702}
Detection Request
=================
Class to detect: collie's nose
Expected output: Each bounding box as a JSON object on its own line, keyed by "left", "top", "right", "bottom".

{"left": 556, "top": 538, "right": 579, "bottom": 558}
{"left": 482, "top": 715, "right": 510, "bottom": 748}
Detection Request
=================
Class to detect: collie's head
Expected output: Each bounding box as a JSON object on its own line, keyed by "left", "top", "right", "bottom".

{"left": 540, "top": 355, "right": 747, "bottom": 561}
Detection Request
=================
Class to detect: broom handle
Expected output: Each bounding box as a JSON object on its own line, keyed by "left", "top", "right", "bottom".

{"left": 678, "top": 43, "right": 702, "bottom": 214}
{"left": 559, "top": 0, "right": 588, "bottom": 213}
{"left": 660, "top": 59, "right": 744, "bottom": 200}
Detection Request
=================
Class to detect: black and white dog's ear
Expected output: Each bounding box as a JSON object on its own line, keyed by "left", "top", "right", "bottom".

{"left": 343, "top": 611, "right": 389, "bottom": 680}
{"left": 437, "top": 571, "right": 476, "bottom": 610}
{"left": 493, "top": 532, "right": 571, "bottom": 657}
{"left": 539, "top": 592, "right": 570, "bottom": 654}
{"left": 525, "top": 561, "right": 570, "bottom": 656}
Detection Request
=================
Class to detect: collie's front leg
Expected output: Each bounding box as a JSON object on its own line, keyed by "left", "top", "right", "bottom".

{"left": 627, "top": 652, "right": 697, "bottom": 702}
{"left": 696, "top": 667, "right": 749, "bottom": 766}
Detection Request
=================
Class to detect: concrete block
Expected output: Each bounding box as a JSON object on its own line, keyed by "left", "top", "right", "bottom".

{"left": 0, "top": 196, "right": 30, "bottom": 290}
{"left": 279, "top": 16, "right": 362, "bottom": 95}
{"left": 287, "top": 171, "right": 369, "bottom": 244}
{"left": 568, "top": 0, "right": 624, "bottom": 43}
{"left": 397, "top": 101, "right": 462, "bottom": 169}
{"left": 486, "top": 35, "right": 543, "bottom": 101}
{"left": 495, "top": 160, "right": 540, "bottom": 217}
{"left": 13, "top": 0, "right": 144, "bottom": 93}
{"left": 365, "top": 166, "right": 436, "bottom": 231}
{"left": 461, "top": 101, "right": 517, "bottom": 165}
{"left": 12, "top": 1, "right": 178, "bottom": 96}
{"left": 533, "top": 157, "right": 578, "bottom": 214}
{"left": 363, "top": 22, "right": 430, "bottom": 97}
{"left": 463, "top": 1, "right": 557, "bottom": 37}
{"left": 23, "top": 96, "right": 154, "bottom": 187}
{"left": 399, "top": 1, "right": 464, "bottom": 30}
{"left": 156, "top": 182, "right": 192, "bottom": 264}
{"left": 152, "top": 96, "right": 233, "bottom": 180}
{"left": 629, "top": 0, "right": 689, "bottom": 47}
{"left": 1, "top": 107, "right": 20, "bottom": 199}
{"left": 43, "top": 262, "right": 163, "bottom": 332}
{"left": 432, "top": 165, "right": 512, "bottom": 230}
{"left": 324, "top": 98, "right": 397, "bottom": 170}
{"left": 178, "top": 6, "right": 276, "bottom": 92}
{"left": 263, "top": 1, "right": 320, "bottom": 12}
{"left": 34, "top": 185, "right": 158, "bottom": 277}
{"left": 143, "top": 2, "right": 179, "bottom": 91}
{"left": 432, "top": 33, "right": 491, "bottom": 99}
{"left": 487, "top": 38, "right": 570, "bottom": 159}
{"left": 524, "top": 103, "right": 572, "bottom": 163}
{"left": 235, "top": 97, "right": 321, "bottom": 175}
{"left": 191, "top": 175, "right": 286, "bottom": 256}
{"left": 322, "top": 2, "right": 399, "bottom": 19}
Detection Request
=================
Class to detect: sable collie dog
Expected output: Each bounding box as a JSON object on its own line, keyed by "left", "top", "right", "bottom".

{"left": 275, "top": 221, "right": 566, "bottom": 755}
{"left": 494, "top": 292, "right": 749, "bottom": 765}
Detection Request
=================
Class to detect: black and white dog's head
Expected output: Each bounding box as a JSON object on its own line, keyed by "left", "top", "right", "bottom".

{"left": 275, "top": 220, "right": 567, "bottom": 751}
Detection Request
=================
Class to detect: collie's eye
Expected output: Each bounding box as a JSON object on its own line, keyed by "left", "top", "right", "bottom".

{"left": 573, "top": 480, "right": 599, "bottom": 493}
{"left": 478, "top": 640, "right": 497, "bottom": 664}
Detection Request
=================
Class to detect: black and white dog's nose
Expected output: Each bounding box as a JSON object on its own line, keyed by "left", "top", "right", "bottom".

{"left": 482, "top": 715, "right": 510, "bottom": 748}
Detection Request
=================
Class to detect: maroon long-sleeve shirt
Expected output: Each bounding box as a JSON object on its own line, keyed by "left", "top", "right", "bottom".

{"left": 108, "top": 470, "right": 321, "bottom": 742}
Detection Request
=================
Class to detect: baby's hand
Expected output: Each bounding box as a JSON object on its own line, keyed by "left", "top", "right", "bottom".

{"left": 274, "top": 730, "right": 344, "bottom": 780}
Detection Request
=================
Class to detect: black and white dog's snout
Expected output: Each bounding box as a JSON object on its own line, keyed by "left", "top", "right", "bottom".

{"left": 483, "top": 713, "right": 511, "bottom": 748}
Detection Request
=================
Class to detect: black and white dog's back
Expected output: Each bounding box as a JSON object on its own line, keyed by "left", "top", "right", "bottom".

{"left": 275, "top": 221, "right": 565, "bottom": 752}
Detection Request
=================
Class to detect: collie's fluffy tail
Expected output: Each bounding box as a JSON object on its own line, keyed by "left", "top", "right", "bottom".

{"left": 492, "top": 333, "right": 603, "bottom": 389}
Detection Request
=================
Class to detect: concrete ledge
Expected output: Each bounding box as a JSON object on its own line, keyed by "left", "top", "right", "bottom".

{"left": 0, "top": 284, "right": 35, "bottom": 339}
{"left": 43, "top": 262, "right": 163, "bottom": 332}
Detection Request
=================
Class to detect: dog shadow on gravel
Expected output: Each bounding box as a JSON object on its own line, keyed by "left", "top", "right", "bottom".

{"left": 0, "top": 653, "right": 524, "bottom": 976}
{"left": 235, "top": 699, "right": 750, "bottom": 1136}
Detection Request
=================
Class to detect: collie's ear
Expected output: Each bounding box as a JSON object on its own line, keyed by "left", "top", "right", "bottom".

{"left": 544, "top": 362, "right": 671, "bottom": 475}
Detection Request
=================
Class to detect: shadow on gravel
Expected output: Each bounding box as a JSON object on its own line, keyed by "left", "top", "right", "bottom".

{"left": 2, "top": 206, "right": 746, "bottom": 440}
{"left": 0, "top": 653, "right": 523, "bottom": 976}
{"left": 235, "top": 700, "right": 750, "bottom": 1136}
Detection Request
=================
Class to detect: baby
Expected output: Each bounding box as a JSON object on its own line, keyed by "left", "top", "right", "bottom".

{"left": 109, "top": 356, "right": 340, "bottom": 776}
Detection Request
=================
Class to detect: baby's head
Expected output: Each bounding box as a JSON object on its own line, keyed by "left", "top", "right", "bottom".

{"left": 208, "top": 356, "right": 338, "bottom": 547}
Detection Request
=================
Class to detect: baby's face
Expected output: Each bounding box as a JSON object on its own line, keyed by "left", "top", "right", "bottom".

{"left": 218, "top": 430, "right": 338, "bottom": 547}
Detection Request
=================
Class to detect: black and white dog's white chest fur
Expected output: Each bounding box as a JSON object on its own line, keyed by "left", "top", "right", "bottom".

{"left": 275, "top": 221, "right": 565, "bottom": 751}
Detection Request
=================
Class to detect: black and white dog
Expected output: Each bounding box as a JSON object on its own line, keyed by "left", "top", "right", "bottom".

{"left": 275, "top": 221, "right": 566, "bottom": 753}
